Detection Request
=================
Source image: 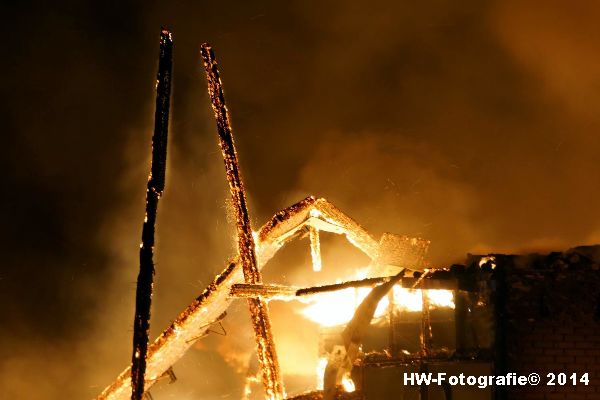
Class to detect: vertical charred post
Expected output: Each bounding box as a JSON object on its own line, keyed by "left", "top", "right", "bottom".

{"left": 309, "top": 226, "right": 322, "bottom": 272}
{"left": 131, "top": 28, "right": 173, "bottom": 400}
{"left": 200, "top": 44, "right": 284, "bottom": 400}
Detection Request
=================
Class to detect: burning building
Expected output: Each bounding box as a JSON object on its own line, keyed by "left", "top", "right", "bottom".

{"left": 95, "top": 31, "right": 600, "bottom": 400}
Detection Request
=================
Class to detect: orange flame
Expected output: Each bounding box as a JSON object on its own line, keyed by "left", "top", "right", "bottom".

{"left": 301, "top": 271, "right": 454, "bottom": 326}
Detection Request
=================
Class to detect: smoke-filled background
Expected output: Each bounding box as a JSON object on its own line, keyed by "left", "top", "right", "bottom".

{"left": 3, "top": 0, "right": 600, "bottom": 399}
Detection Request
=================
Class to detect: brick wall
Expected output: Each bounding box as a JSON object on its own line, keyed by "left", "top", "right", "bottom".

{"left": 498, "top": 249, "right": 600, "bottom": 399}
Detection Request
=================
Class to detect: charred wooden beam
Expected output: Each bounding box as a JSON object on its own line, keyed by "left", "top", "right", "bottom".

{"left": 296, "top": 277, "right": 391, "bottom": 296}
{"left": 200, "top": 43, "right": 284, "bottom": 400}
{"left": 230, "top": 275, "right": 458, "bottom": 301}
{"left": 230, "top": 277, "right": 392, "bottom": 300}
{"left": 131, "top": 28, "right": 173, "bottom": 400}
{"left": 231, "top": 284, "right": 300, "bottom": 300}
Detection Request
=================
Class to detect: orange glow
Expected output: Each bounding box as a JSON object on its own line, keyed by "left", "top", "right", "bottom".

{"left": 301, "top": 271, "right": 455, "bottom": 326}
{"left": 392, "top": 286, "right": 423, "bottom": 311}
{"left": 427, "top": 289, "right": 455, "bottom": 309}
{"left": 315, "top": 357, "right": 328, "bottom": 390}
{"left": 301, "top": 269, "right": 382, "bottom": 326}
{"left": 301, "top": 286, "right": 389, "bottom": 327}
{"left": 341, "top": 373, "right": 356, "bottom": 392}
{"left": 315, "top": 357, "right": 355, "bottom": 393}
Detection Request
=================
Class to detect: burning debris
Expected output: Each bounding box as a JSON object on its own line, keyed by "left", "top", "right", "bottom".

{"left": 97, "top": 38, "right": 499, "bottom": 400}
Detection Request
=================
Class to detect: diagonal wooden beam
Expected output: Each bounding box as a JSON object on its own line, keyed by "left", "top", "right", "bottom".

{"left": 200, "top": 43, "right": 284, "bottom": 400}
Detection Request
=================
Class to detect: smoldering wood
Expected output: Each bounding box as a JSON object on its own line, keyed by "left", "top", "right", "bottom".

{"left": 297, "top": 277, "right": 392, "bottom": 296}
{"left": 230, "top": 271, "right": 459, "bottom": 302}
{"left": 230, "top": 284, "right": 300, "bottom": 299}
{"left": 377, "top": 233, "right": 430, "bottom": 271}
{"left": 309, "top": 226, "right": 322, "bottom": 271}
{"left": 231, "top": 275, "right": 456, "bottom": 299}
{"left": 131, "top": 28, "right": 173, "bottom": 400}
{"left": 200, "top": 43, "right": 284, "bottom": 400}
{"left": 230, "top": 278, "right": 392, "bottom": 300}
{"left": 258, "top": 196, "right": 380, "bottom": 262}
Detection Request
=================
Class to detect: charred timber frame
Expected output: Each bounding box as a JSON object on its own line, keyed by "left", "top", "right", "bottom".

{"left": 98, "top": 43, "right": 433, "bottom": 400}
{"left": 130, "top": 28, "right": 173, "bottom": 400}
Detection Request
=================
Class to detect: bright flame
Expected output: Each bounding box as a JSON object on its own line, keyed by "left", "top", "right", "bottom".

{"left": 427, "top": 289, "right": 455, "bottom": 309}
{"left": 242, "top": 373, "right": 261, "bottom": 400}
{"left": 301, "top": 286, "right": 389, "bottom": 327}
{"left": 341, "top": 373, "right": 355, "bottom": 392}
{"left": 315, "top": 357, "right": 355, "bottom": 392}
{"left": 392, "top": 287, "right": 423, "bottom": 311}
{"left": 316, "top": 357, "right": 328, "bottom": 390}
{"left": 302, "top": 272, "right": 455, "bottom": 326}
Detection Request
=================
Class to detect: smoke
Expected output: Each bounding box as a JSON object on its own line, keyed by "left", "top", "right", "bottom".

{"left": 3, "top": 0, "right": 600, "bottom": 399}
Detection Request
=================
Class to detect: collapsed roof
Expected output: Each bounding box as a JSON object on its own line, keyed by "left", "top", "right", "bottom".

{"left": 97, "top": 196, "right": 429, "bottom": 400}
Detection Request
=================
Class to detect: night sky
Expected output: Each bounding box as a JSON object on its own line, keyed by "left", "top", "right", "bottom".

{"left": 3, "top": 1, "right": 600, "bottom": 399}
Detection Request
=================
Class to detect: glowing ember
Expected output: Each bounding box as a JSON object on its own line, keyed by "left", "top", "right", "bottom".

{"left": 201, "top": 43, "right": 284, "bottom": 400}
{"left": 341, "top": 374, "right": 356, "bottom": 392}
{"left": 309, "top": 226, "right": 322, "bottom": 272}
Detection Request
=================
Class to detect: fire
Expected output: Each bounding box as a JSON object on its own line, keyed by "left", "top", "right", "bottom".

{"left": 392, "top": 287, "right": 455, "bottom": 310}
{"left": 392, "top": 287, "right": 423, "bottom": 311}
{"left": 315, "top": 357, "right": 355, "bottom": 393}
{"left": 316, "top": 357, "right": 328, "bottom": 389}
{"left": 301, "top": 274, "right": 455, "bottom": 326}
{"left": 242, "top": 373, "right": 262, "bottom": 400}
{"left": 341, "top": 373, "right": 356, "bottom": 392}
{"left": 427, "top": 289, "right": 455, "bottom": 308}
{"left": 301, "top": 286, "right": 390, "bottom": 327}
